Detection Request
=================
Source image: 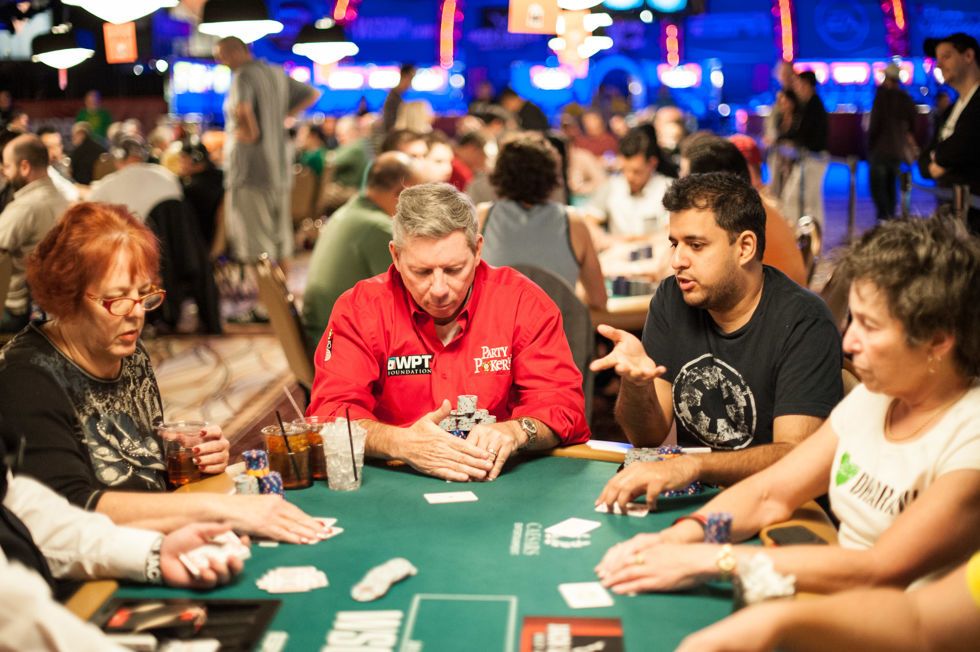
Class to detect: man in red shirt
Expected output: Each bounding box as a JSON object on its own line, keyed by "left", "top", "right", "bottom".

{"left": 307, "top": 183, "right": 590, "bottom": 482}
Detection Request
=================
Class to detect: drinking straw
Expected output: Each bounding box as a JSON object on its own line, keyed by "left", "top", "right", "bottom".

{"left": 283, "top": 386, "right": 305, "bottom": 420}
{"left": 275, "top": 410, "right": 302, "bottom": 482}
{"left": 345, "top": 406, "right": 358, "bottom": 482}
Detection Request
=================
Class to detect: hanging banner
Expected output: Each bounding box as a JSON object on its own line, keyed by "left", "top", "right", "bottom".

{"left": 104, "top": 22, "right": 138, "bottom": 64}
{"left": 508, "top": 0, "right": 559, "bottom": 35}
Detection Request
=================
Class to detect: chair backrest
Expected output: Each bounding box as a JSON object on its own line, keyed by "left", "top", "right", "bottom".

{"left": 291, "top": 164, "right": 319, "bottom": 225}
{"left": 512, "top": 264, "right": 594, "bottom": 423}
{"left": 255, "top": 254, "right": 316, "bottom": 388}
{"left": 0, "top": 250, "right": 12, "bottom": 314}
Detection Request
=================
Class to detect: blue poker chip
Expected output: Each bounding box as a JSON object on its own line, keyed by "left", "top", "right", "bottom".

{"left": 704, "top": 511, "right": 733, "bottom": 543}
{"left": 258, "top": 471, "right": 284, "bottom": 496}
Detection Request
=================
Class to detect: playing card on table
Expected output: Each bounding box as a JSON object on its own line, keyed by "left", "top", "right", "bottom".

{"left": 424, "top": 490, "right": 479, "bottom": 504}
{"left": 257, "top": 566, "right": 328, "bottom": 593}
{"left": 595, "top": 502, "right": 650, "bottom": 517}
{"left": 558, "top": 582, "right": 615, "bottom": 609}
{"left": 314, "top": 517, "right": 337, "bottom": 529}
{"left": 545, "top": 517, "right": 602, "bottom": 538}
{"left": 180, "top": 532, "right": 251, "bottom": 576}
{"left": 321, "top": 526, "right": 344, "bottom": 540}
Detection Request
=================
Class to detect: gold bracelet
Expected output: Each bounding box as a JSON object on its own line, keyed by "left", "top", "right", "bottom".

{"left": 716, "top": 543, "right": 736, "bottom": 581}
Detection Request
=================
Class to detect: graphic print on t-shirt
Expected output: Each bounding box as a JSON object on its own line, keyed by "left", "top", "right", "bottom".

{"left": 672, "top": 353, "right": 757, "bottom": 449}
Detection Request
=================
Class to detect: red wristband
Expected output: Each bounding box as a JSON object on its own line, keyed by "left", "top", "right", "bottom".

{"left": 672, "top": 513, "right": 708, "bottom": 530}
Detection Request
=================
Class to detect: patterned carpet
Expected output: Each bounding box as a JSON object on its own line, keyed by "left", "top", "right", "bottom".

{"left": 145, "top": 333, "right": 294, "bottom": 444}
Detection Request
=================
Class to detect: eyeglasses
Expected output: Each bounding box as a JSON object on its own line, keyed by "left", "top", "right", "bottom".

{"left": 86, "top": 288, "right": 167, "bottom": 316}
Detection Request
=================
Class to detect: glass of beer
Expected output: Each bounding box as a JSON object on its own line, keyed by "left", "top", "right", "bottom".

{"left": 157, "top": 421, "right": 207, "bottom": 489}
{"left": 261, "top": 424, "right": 312, "bottom": 489}
{"left": 292, "top": 416, "right": 328, "bottom": 481}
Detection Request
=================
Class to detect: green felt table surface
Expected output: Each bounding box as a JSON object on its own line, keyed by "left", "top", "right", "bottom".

{"left": 113, "top": 455, "right": 734, "bottom": 651}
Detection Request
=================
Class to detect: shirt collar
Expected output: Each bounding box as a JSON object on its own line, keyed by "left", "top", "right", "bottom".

{"left": 13, "top": 176, "right": 53, "bottom": 200}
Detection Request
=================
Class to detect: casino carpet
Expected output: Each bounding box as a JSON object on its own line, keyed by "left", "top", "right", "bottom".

{"left": 145, "top": 334, "right": 293, "bottom": 450}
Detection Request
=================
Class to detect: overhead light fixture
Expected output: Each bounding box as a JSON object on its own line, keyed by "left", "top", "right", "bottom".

{"left": 32, "top": 24, "right": 94, "bottom": 69}
{"left": 292, "top": 20, "right": 358, "bottom": 65}
{"left": 199, "top": 0, "right": 283, "bottom": 44}
{"left": 557, "top": 0, "right": 604, "bottom": 9}
{"left": 62, "top": 0, "right": 178, "bottom": 25}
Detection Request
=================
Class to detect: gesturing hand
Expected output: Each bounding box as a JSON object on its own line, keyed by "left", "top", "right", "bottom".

{"left": 590, "top": 324, "right": 666, "bottom": 387}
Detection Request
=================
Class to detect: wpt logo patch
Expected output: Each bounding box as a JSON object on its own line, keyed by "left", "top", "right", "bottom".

{"left": 387, "top": 354, "right": 434, "bottom": 376}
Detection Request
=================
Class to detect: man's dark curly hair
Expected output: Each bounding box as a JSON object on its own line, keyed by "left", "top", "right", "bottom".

{"left": 489, "top": 131, "right": 559, "bottom": 205}
{"left": 663, "top": 172, "right": 766, "bottom": 260}
{"left": 837, "top": 214, "right": 980, "bottom": 379}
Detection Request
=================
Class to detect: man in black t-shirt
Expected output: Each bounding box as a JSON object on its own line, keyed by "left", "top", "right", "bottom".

{"left": 594, "top": 173, "right": 842, "bottom": 507}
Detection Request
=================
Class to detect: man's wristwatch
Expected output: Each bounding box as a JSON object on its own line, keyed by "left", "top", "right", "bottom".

{"left": 517, "top": 417, "right": 538, "bottom": 450}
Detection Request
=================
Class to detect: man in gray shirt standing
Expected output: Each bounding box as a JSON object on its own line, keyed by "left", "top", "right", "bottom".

{"left": 214, "top": 37, "right": 319, "bottom": 266}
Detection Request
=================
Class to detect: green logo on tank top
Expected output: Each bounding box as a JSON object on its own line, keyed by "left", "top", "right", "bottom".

{"left": 835, "top": 452, "right": 860, "bottom": 486}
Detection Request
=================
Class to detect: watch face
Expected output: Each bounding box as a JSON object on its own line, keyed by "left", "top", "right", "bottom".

{"left": 520, "top": 417, "right": 537, "bottom": 434}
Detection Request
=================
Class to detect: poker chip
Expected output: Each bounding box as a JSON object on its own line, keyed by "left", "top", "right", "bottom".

{"left": 243, "top": 449, "right": 269, "bottom": 477}
{"left": 234, "top": 473, "right": 259, "bottom": 495}
{"left": 351, "top": 558, "right": 417, "bottom": 602}
{"left": 258, "top": 471, "right": 284, "bottom": 496}
{"left": 439, "top": 395, "right": 497, "bottom": 436}
{"left": 704, "top": 511, "right": 733, "bottom": 543}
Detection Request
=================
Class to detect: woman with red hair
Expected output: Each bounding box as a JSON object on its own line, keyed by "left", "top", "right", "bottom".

{"left": 0, "top": 203, "right": 328, "bottom": 543}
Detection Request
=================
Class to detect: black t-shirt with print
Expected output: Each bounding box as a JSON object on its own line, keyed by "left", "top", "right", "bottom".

{"left": 0, "top": 323, "right": 166, "bottom": 510}
{"left": 643, "top": 266, "right": 843, "bottom": 449}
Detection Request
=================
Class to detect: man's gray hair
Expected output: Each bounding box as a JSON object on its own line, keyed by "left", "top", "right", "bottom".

{"left": 393, "top": 182, "right": 478, "bottom": 251}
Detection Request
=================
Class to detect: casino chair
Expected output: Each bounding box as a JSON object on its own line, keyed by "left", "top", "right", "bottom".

{"left": 512, "top": 264, "right": 594, "bottom": 424}
{"left": 255, "top": 253, "right": 316, "bottom": 390}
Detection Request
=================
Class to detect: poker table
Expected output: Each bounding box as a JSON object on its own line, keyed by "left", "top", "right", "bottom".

{"left": 66, "top": 446, "right": 835, "bottom": 651}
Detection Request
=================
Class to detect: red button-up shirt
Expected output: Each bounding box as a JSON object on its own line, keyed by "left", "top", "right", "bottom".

{"left": 307, "top": 262, "right": 590, "bottom": 444}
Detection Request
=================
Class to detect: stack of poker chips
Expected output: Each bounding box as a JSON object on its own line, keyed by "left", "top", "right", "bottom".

{"left": 704, "top": 512, "right": 733, "bottom": 544}
{"left": 236, "top": 449, "right": 283, "bottom": 496}
{"left": 438, "top": 394, "right": 497, "bottom": 438}
{"left": 257, "top": 472, "right": 284, "bottom": 496}
{"left": 624, "top": 445, "right": 704, "bottom": 497}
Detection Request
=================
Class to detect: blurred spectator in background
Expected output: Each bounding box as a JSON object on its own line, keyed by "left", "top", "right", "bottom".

{"left": 0, "top": 135, "right": 67, "bottom": 332}
{"left": 1, "top": 108, "right": 28, "bottom": 140}
{"left": 179, "top": 141, "right": 224, "bottom": 254}
{"left": 422, "top": 131, "right": 454, "bottom": 183}
{"left": 88, "top": 135, "right": 182, "bottom": 221}
{"left": 382, "top": 63, "right": 416, "bottom": 134}
{"left": 379, "top": 128, "right": 428, "bottom": 160}
{"left": 468, "top": 80, "right": 497, "bottom": 121}
{"left": 589, "top": 127, "right": 671, "bottom": 238}
{"left": 394, "top": 100, "right": 434, "bottom": 134}
{"left": 561, "top": 114, "right": 607, "bottom": 207}
{"left": 75, "top": 91, "right": 112, "bottom": 140}
{"left": 296, "top": 122, "right": 329, "bottom": 177}
{"left": 449, "top": 129, "right": 488, "bottom": 192}
{"left": 318, "top": 116, "right": 372, "bottom": 216}
{"left": 36, "top": 127, "right": 79, "bottom": 203}
{"left": 499, "top": 87, "right": 549, "bottom": 132}
{"left": 575, "top": 110, "right": 619, "bottom": 159}
{"left": 319, "top": 116, "right": 339, "bottom": 150}
{"left": 782, "top": 70, "right": 829, "bottom": 228}
{"left": 652, "top": 106, "right": 687, "bottom": 178}
{"left": 868, "top": 63, "right": 918, "bottom": 221}
{"left": 71, "top": 122, "right": 105, "bottom": 186}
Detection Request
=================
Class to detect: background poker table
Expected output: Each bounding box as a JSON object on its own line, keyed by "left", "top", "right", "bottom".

{"left": 74, "top": 451, "right": 744, "bottom": 651}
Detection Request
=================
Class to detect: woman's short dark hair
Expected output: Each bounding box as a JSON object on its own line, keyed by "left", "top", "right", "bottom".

{"left": 489, "top": 131, "right": 559, "bottom": 205}
{"left": 662, "top": 172, "right": 766, "bottom": 260}
{"left": 838, "top": 214, "right": 980, "bottom": 378}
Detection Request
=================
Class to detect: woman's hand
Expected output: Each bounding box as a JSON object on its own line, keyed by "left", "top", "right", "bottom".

{"left": 195, "top": 425, "right": 230, "bottom": 474}
{"left": 595, "top": 537, "right": 719, "bottom": 594}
